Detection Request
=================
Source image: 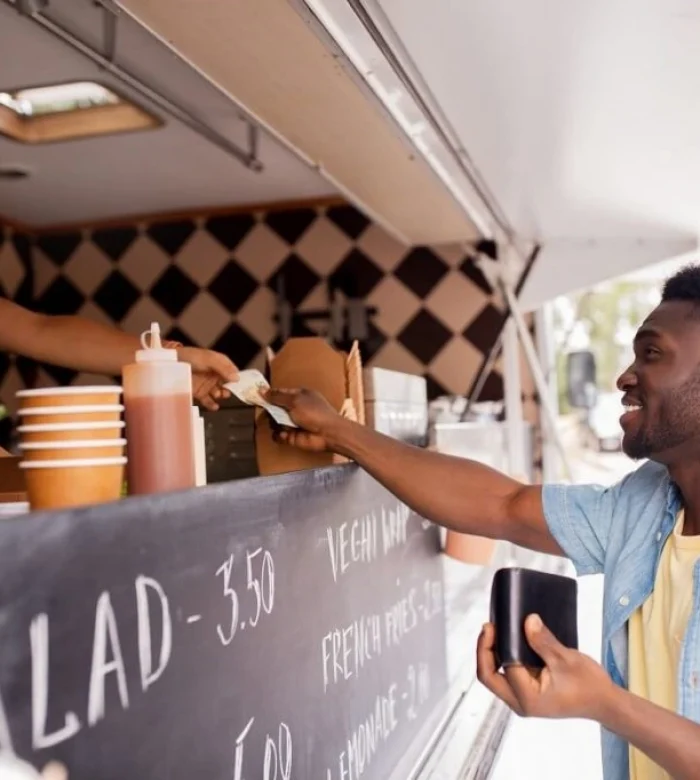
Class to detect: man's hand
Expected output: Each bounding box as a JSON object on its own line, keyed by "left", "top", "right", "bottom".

{"left": 476, "top": 615, "right": 616, "bottom": 720}
{"left": 176, "top": 347, "right": 238, "bottom": 411}
{"left": 264, "top": 388, "right": 345, "bottom": 452}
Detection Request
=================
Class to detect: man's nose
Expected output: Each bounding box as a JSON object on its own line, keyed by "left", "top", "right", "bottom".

{"left": 616, "top": 367, "right": 637, "bottom": 391}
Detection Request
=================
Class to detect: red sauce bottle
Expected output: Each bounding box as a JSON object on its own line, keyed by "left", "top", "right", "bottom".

{"left": 123, "top": 322, "right": 195, "bottom": 495}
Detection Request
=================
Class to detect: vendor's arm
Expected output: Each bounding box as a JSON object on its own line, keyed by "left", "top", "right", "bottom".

{"left": 477, "top": 616, "right": 700, "bottom": 780}
{"left": 266, "top": 387, "right": 563, "bottom": 555}
{"left": 0, "top": 298, "right": 238, "bottom": 409}
{"left": 0, "top": 297, "right": 139, "bottom": 374}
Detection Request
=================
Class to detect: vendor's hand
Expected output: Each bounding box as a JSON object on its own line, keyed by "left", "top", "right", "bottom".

{"left": 265, "top": 388, "right": 343, "bottom": 452}
{"left": 476, "top": 615, "right": 615, "bottom": 721}
{"left": 176, "top": 347, "right": 239, "bottom": 411}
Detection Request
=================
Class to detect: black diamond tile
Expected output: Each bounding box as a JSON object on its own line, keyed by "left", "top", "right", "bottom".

{"left": 14, "top": 271, "right": 34, "bottom": 308}
{"left": 0, "top": 351, "right": 9, "bottom": 384}
{"left": 289, "top": 316, "right": 318, "bottom": 339}
{"left": 205, "top": 214, "right": 256, "bottom": 250}
{"left": 397, "top": 309, "right": 452, "bottom": 365}
{"left": 425, "top": 374, "right": 450, "bottom": 401}
{"left": 92, "top": 226, "right": 138, "bottom": 261}
{"left": 212, "top": 323, "right": 261, "bottom": 369}
{"left": 164, "top": 325, "right": 194, "bottom": 347}
{"left": 359, "top": 321, "right": 387, "bottom": 363}
{"left": 459, "top": 255, "right": 494, "bottom": 295}
{"left": 10, "top": 233, "right": 34, "bottom": 307}
{"left": 37, "top": 276, "right": 85, "bottom": 316}
{"left": 147, "top": 220, "right": 196, "bottom": 256}
{"left": 39, "top": 363, "right": 79, "bottom": 387}
{"left": 478, "top": 370, "right": 504, "bottom": 401}
{"left": 270, "top": 335, "right": 285, "bottom": 355}
{"left": 36, "top": 232, "right": 82, "bottom": 266}
{"left": 326, "top": 205, "right": 370, "bottom": 239}
{"left": 328, "top": 248, "right": 383, "bottom": 298}
{"left": 11, "top": 232, "right": 32, "bottom": 268}
{"left": 16, "top": 355, "right": 37, "bottom": 388}
{"left": 462, "top": 304, "right": 507, "bottom": 355}
{"left": 394, "top": 247, "right": 449, "bottom": 299}
{"left": 267, "top": 254, "right": 321, "bottom": 308}
{"left": 150, "top": 266, "right": 199, "bottom": 318}
{"left": 265, "top": 208, "right": 316, "bottom": 245}
{"left": 93, "top": 270, "right": 140, "bottom": 322}
{"left": 208, "top": 260, "right": 258, "bottom": 314}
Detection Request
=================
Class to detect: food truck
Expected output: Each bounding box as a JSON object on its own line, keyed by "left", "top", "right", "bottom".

{"left": 0, "top": 1, "right": 696, "bottom": 777}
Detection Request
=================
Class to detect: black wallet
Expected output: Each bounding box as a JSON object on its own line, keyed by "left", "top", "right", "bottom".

{"left": 490, "top": 567, "right": 578, "bottom": 669}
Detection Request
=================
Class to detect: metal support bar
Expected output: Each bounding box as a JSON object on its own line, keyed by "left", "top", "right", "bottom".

{"left": 248, "top": 123, "right": 259, "bottom": 163}
{"left": 502, "top": 317, "right": 526, "bottom": 478}
{"left": 100, "top": 1, "right": 119, "bottom": 63}
{"left": 499, "top": 280, "right": 573, "bottom": 482}
{"left": 15, "top": 0, "right": 47, "bottom": 14}
{"left": 461, "top": 245, "right": 540, "bottom": 420}
{"left": 6, "top": 0, "right": 263, "bottom": 172}
{"left": 534, "top": 303, "right": 560, "bottom": 482}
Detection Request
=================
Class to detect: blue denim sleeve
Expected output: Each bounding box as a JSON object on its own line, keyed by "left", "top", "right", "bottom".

{"left": 542, "top": 481, "right": 622, "bottom": 576}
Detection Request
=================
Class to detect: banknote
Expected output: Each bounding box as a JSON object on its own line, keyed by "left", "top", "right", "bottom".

{"left": 224, "top": 370, "right": 298, "bottom": 428}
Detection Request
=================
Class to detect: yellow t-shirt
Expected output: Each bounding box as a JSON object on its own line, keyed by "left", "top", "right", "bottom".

{"left": 628, "top": 511, "right": 700, "bottom": 780}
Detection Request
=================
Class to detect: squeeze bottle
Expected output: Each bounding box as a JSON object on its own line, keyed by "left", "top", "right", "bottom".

{"left": 123, "top": 322, "right": 195, "bottom": 495}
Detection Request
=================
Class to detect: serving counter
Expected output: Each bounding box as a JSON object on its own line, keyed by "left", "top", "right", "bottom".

{"left": 0, "top": 426, "right": 564, "bottom": 779}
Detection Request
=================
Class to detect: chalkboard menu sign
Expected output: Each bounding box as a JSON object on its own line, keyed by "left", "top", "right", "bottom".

{"left": 0, "top": 465, "right": 447, "bottom": 779}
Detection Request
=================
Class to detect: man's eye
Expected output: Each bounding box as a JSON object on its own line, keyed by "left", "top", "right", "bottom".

{"left": 645, "top": 346, "right": 660, "bottom": 359}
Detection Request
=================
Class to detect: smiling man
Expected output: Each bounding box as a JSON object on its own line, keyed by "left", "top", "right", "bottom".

{"left": 266, "top": 264, "right": 700, "bottom": 780}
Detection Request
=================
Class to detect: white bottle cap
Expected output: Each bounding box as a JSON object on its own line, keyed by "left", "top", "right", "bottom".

{"left": 136, "top": 322, "right": 177, "bottom": 362}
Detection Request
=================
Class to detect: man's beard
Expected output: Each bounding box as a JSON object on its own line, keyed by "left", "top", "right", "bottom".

{"left": 623, "top": 373, "right": 700, "bottom": 460}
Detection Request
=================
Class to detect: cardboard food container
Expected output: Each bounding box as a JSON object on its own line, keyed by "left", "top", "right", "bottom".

{"left": 18, "top": 421, "right": 126, "bottom": 443}
{"left": 0, "top": 453, "right": 28, "bottom": 503}
{"left": 255, "top": 338, "right": 365, "bottom": 476}
{"left": 17, "top": 405, "right": 124, "bottom": 426}
{"left": 443, "top": 529, "right": 497, "bottom": 565}
{"left": 20, "top": 457, "right": 126, "bottom": 511}
{"left": 19, "top": 439, "right": 127, "bottom": 462}
{"left": 17, "top": 386, "right": 122, "bottom": 410}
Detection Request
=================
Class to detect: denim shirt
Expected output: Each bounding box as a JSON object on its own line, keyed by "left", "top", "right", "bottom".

{"left": 542, "top": 460, "right": 700, "bottom": 780}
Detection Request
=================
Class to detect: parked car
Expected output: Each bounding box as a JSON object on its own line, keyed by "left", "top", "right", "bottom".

{"left": 580, "top": 392, "right": 623, "bottom": 452}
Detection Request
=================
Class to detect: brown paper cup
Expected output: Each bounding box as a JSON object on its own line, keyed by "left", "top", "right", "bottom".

{"left": 20, "top": 439, "right": 127, "bottom": 462}
{"left": 443, "top": 530, "right": 497, "bottom": 565}
{"left": 17, "top": 386, "right": 122, "bottom": 410}
{"left": 17, "top": 405, "right": 124, "bottom": 426}
{"left": 18, "top": 422, "right": 125, "bottom": 443}
{"left": 20, "top": 457, "right": 126, "bottom": 511}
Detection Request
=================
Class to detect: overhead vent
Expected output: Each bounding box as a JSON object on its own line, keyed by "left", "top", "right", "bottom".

{"left": 0, "top": 81, "right": 161, "bottom": 144}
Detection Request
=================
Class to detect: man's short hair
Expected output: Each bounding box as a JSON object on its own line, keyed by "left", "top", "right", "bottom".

{"left": 662, "top": 265, "right": 700, "bottom": 305}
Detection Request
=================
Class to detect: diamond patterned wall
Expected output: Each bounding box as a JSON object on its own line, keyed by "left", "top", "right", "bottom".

{"left": 1, "top": 204, "right": 515, "bottom": 412}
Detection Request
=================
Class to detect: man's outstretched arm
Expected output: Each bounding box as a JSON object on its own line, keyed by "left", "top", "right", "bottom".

{"left": 267, "top": 388, "right": 564, "bottom": 555}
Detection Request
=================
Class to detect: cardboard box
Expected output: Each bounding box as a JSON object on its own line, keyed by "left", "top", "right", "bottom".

{"left": 256, "top": 338, "right": 364, "bottom": 475}
{"left": 363, "top": 367, "right": 428, "bottom": 445}
{"left": 0, "top": 454, "right": 28, "bottom": 503}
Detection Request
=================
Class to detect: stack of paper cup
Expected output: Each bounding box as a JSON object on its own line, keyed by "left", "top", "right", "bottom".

{"left": 15, "top": 386, "right": 127, "bottom": 510}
